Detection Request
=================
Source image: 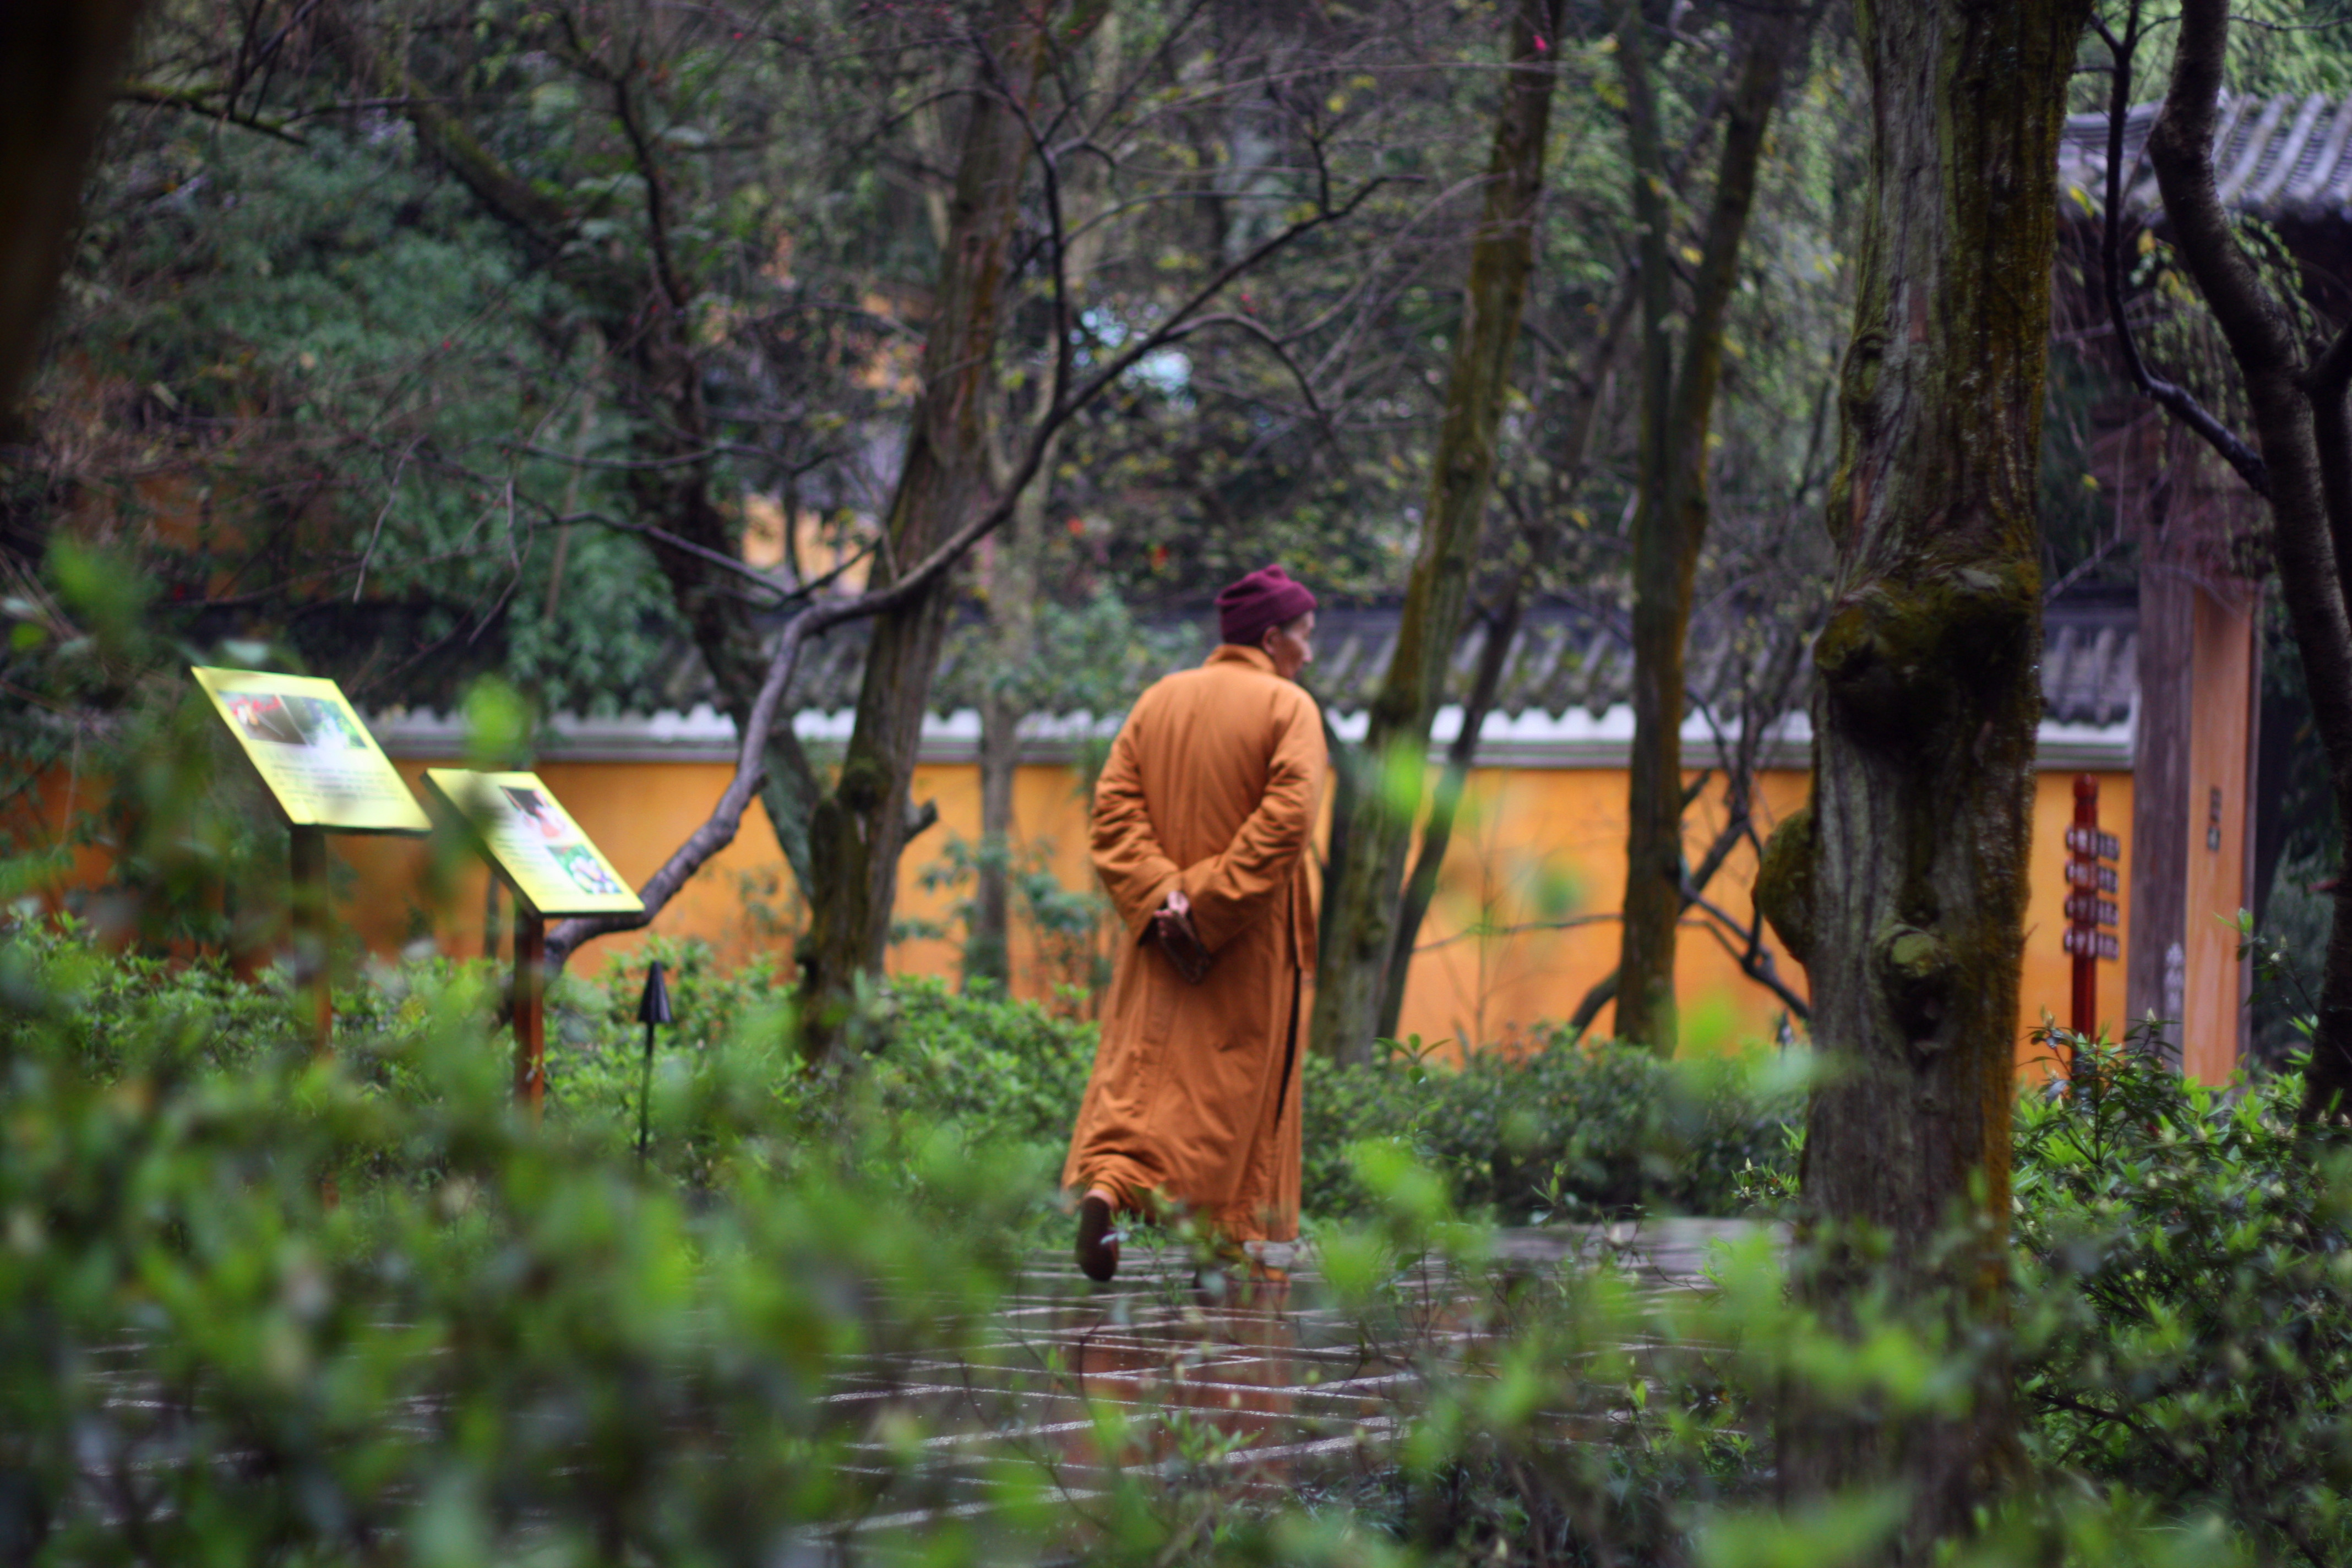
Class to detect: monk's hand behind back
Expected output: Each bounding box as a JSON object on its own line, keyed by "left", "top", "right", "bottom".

{"left": 1151, "top": 889, "right": 1212, "bottom": 984}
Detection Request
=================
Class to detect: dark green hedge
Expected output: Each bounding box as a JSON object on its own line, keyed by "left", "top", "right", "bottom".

{"left": 874, "top": 978, "right": 1798, "bottom": 1222}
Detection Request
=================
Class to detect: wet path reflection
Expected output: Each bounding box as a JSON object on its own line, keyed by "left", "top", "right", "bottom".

{"left": 816, "top": 1219, "right": 1766, "bottom": 1540}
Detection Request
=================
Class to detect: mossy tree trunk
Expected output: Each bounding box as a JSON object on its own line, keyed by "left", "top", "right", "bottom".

{"left": 797, "top": 0, "right": 1103, "bottom": 1059}
{"left": 1611, "top": 0, "right": 1798, "bottom": 1055}
{"left": 1754, "top": 0, "right": 2088, "bottom": 1550}
{"left": 1309, "top": 0, "right": 1565, "bottom": 1066}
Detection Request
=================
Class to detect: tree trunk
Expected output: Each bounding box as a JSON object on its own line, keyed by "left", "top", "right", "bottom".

{"left": 1316, "top": 709, "right": 1358, "bottom": 981}
{"left": 797, "top": 0, "right": 1098, "bottom": 1059}
{"left": 1309, "top": 0, "right": 1564, "bottom": 1066}
{"left": 1754, "top": 0, "right": 2087, "bottom": 1550}
{"left": 0, "top": 0, "right": 149, "bottom": 420}
{"left": 969, "top": 472, "right": 1048, "bottom": 991}
{"left": 968, "top": 15, "right": 1118, "bottom": 994}
{"left": 2141, "top": 0, "right": 2352, "bottom": 1121}
{"left": 971, "top": 691, "right": 1021, "bottom": 990}
{"left": 1612, "top": 0, "right": 1797, "bottom": 1055}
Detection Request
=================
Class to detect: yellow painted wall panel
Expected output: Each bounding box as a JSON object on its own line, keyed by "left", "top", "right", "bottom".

{"left": 9, "top": 750, "right": 2141, "bottom": 1069}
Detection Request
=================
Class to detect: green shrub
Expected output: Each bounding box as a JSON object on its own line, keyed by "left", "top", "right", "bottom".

{"left": 856, "top": 998, "right": 1805, "bottom": 1224}
{"left": 2013, "top": 1028, "right": 2352, "bottom": 1563}
{"left": 1717, "top": 1027, "right": 2352, "bottom": 1562}
{"left": 872, "top": 976, "right": 1097, "bottom": 1146}
{"left": 549, "top": 954, "right": 1800, "bottom": 1226}
{"left": 1306, "top": 1032, "right": 1801, "bottom": 1224}
{"left": 3, "top": 918, "right": 2323, "bottom": 1566}
{"left": 1300, "top": 1113, "right": 2261, "bottom": 1568}
{"left": 0, "top": 916, "right": 1033, "bottom": 1565}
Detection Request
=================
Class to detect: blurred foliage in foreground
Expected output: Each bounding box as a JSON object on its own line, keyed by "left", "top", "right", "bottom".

{"left": 2, "top": 913, "right": 2349, "bottom": 1563}
{"left": 0, "top": 916, "right": 1035, "bottom": 1564}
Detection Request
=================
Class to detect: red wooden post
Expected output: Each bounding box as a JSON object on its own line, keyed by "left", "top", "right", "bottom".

{"left": 289, "top": 825, "right": 333, "bottom": 1061}
{"left": 2069, "top": 775, "right": 2097, "bottom": 1052}
{"left": 512, "top": 895, "right": 546, "bottom": 1118}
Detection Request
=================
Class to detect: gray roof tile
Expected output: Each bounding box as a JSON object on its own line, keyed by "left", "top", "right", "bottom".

{"left": 740, "top": 598, "right": 2136, "bottom": 729}
{"left": 2058, "top": 92, "right": 2352, "bottom": 221}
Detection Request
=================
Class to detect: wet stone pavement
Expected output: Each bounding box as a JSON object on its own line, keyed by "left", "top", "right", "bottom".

{"left": 816, "top": 1218, "right": 1765, "bottom": 1545}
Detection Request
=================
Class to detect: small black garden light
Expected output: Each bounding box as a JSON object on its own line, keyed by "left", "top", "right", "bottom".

{"left": 636, "top": 960, "right": 673, "bottom": 1170}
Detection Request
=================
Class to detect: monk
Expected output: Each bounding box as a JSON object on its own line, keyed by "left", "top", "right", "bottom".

{"left": 1065, "top": 564, "right": 1326, "bottom": 1283}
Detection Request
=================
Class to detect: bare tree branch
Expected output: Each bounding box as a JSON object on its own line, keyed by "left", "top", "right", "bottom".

{"left": 1687, "top": 890, "right": 1810, "bottom": 1018}
{"left": 544, "top": 174, "right": 1394, "bottom": 970}
{"left": 1161, "top": 312, "right": 1329, "bottom": 424}
{"left": 2095, "top": 0, "right": 2269, "bottom": 497}
{"left": 118, "top": 83, "right": 311, "bottom": 144}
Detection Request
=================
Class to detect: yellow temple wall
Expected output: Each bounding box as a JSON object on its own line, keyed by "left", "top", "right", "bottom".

{"left": 307, "top": 757, "right": 2132, "bottom": 1070}
{"left": 8, "top": 750, "right": 2146, "bottom": 1070}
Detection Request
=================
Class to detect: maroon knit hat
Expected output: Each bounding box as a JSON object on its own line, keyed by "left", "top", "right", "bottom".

{"left": 1217, "top": 565, "right": 1318, "bottom": 647}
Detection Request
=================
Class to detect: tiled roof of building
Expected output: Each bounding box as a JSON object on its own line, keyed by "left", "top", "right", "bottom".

{"left": 767, "top": 597, "right": 2137, "bottom": 729}
{"left": 2055, "top": 94, "right": 2352, "bottom": 220}
{"left": 371, "top": 598, "right": 2137, "bottom": 767}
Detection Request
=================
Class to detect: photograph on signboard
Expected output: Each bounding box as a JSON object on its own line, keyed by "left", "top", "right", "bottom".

{"left": 191, "top": 667, "right": 429, "bottom": 834}
{"left": 422, "top": 769, "right": 643, "bottom": 917}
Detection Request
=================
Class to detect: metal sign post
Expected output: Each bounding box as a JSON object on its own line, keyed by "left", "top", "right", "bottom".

{"left": 288, "top": 825, "right": 333, "bottom": 1060}
{"left": 2062, "top": 773, "right": 2122, "bottom": 1070}
{"left": 510, "top": 889, "right": 547, "bottom": 1118}
{"left": 420, "top": 769, "right": 642, "bottom": 1117}
{"left": 190, "top": 668, "right": 431, "bottom": 1068}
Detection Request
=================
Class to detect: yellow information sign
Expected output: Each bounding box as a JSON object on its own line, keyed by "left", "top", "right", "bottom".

{"left": 423, "top": 769, "right": 643, "bottom": 918}
{"left": 192, "top": 667, "right": 429, "bottom": 834}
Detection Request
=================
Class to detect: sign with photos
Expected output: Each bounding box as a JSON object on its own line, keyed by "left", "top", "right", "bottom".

{"left": 192, "top": 667, "right": 429, "bottom": 834}
{"left": 423, "top": 769, "right": 642, "bottom": 918}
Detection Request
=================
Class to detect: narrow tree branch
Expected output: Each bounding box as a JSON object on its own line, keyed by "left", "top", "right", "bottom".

{"left": 118, "top": 83, "right": 311, "bottom": 144}
{"left": 562, "top": 511, "right": 792, "bottom": 597}
{"left": 1687, "top": 886, "right": 1811, "bottom": 1019}
{"left": 978, "top": 45, "right": 1082, "bottom": 424}
{"left": 326, "top": 8, "right": 575, "bottom": 255}
{"left": 1564, "top": 611, "right": 1810, "bottom": 1046}
{"left": 2307, "top": 317, "right": 2352, "bottom": 402}
{"left": 2152, "top": 0, "right": 2352, "bottom": 1120}
{"left": 1566, "top": 802, "right": 1760, "bottom": 1044}
{"left": 2096, "top": 0, "right": 2269, "bottom": 497}
{"left": 507, "top": 441, "right": 776, "bottom": 471}
{"left": 1161, "top": 312, "right": 1328, "bottom": 423}
{"left": 2147, "top": 2, "right": 2309, "bottom": 401}
{"left": 1413, "top": 912, "right": 1620, "bottom": 956}
{"left": 1565, "top": 968, "right": 1619, "bottom": 1039}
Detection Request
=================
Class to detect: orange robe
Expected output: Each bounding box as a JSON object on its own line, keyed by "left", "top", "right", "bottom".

{"left": 1063, "top": 645, "right": 1326, "bottom": 1248}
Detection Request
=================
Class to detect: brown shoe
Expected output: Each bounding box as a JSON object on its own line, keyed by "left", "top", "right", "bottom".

{"left": 1076, "top": 1192, "right": 1119, "bottom": 1282}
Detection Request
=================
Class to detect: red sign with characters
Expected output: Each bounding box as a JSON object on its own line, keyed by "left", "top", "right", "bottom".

{"left": 2065, "top": 774, "right": 2120, "bottom": 1059}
